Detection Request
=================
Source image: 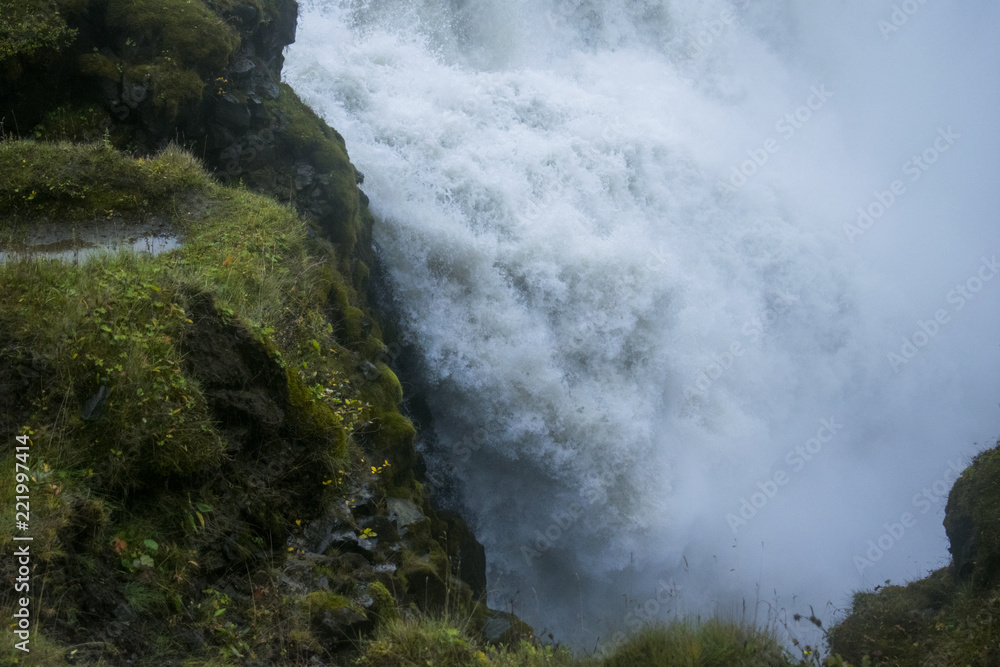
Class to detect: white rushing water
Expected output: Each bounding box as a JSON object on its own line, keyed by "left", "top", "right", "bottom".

{"left": 286, "top": 0, "right": 1000, "bottom": 649}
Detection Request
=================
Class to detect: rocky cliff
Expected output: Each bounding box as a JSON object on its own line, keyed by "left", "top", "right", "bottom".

{"left": 0, "top": 1, "right": 512, "bottom": 664}
{"left": 2, "top": 2, "right": 999, "bottom": 666}
{"left": 828, "top": 439, "right": 1000, "bottom": 665}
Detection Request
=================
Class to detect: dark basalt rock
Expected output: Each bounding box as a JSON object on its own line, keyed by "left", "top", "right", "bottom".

{"left": 944, "top": 441, "right": 1000, "bottom": 590}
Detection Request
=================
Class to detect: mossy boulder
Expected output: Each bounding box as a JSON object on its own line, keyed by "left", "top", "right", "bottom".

{"left": 829, "top": 440, "right": 1000, "bottom": 665}
{"left": 0, "top": 0, "right": 77, "bottom": 79}
{"left": 105, "top": 0, "right": 240, "bottom": 72}
{"left": 945, "top": 441, "right": 1000, "bottom": 590}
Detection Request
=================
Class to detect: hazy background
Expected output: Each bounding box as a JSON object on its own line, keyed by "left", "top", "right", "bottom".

{"left": 285, "top": 0, "right": 1000, "bottom": 649}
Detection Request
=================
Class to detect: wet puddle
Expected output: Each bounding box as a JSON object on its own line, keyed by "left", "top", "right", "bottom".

{"left": 0, "top": 219, "right": 181, "bottom": 264}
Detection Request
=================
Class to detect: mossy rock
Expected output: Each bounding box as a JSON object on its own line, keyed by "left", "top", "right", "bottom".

{"left": 326, "top": 275, "right": 368, "bottom": 344}
{"left": 399, "top": 548, "right": 449, "bottom": 611}
{"left": 286, "top": 366, "right": 349, "bottom": 458}
{"left": 945, "top": 440, "right": 1000, "bottom": 589}
{"left": 105, "top": 0, "right": 240, "bottom": 72}
{"left": 366, "top": 581, "right": 400, "bottom": 625}
{"left": 363, "top": 362, "right": 404, "bottom": 409}
{"left": 368, "top": 410, "right": 415, "bottom": 449}
{"left": 264, "top": 83, "right": 362, "bottom": 246}
{"left": 303, "top": 591, "right": 358, "bottom": 614}
{"left": 0, "top": 0, "right": 77, "bottom": 78}
{"left": 78, "top": 52, "right": 124, "bottom": 82}
{"left": 125, "top": 60, "right": 206, "bottom": 119}
{"left": 303, "top": 591, "right": 371, "bottom": 644}
{"left": 362, "top": 409, "right": 417, "bottom": 487}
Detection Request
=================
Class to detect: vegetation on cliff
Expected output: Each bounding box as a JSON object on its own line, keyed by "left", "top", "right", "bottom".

{"left": 0, "top": 138, "right": 476, "bottom": 665}
{"left": 827, "top": 439, "right": 1000, "bottom": 666}
{"left": 0, "top": 0, "right": 997, "bottom": 666}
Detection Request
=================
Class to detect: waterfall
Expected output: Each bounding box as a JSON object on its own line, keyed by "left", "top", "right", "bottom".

{"left": 285, "top": 0, "right": 1000, "bottom": 646}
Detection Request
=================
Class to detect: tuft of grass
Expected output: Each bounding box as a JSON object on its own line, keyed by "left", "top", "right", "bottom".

{"left": 600, "top": 618, "right": 797, "bottom": 667}
{"left": 358, "top": 615, "right": 490, "bottom": 667}
{"left": 0, "top": 139, "right": 210, "bottom": 219}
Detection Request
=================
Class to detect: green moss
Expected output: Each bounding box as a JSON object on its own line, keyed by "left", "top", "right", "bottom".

{"left": 368, "top": 581, "right": 400, "bottom": 625}
{"left": 946, "top": 442, "right": 1000, "bottom": 588}
{"left": 126, "top": 60, "right": 206, "bottom": 118}
{"left": 0, "top": 0, "right": 76, "bottom": 72}
{"left": 367, "top": 410, "right": 415, "bottom": 452}
{"left": 326, "top": 276, "right": 365, "bottom": 343}
{"left": 286, "top": 367, "right": 348, "bottom": 458}
{"left": 33, "top": 104, "right": 114, "bottom": 142}
{"left": 78, "top": 52, "right": 124, "bottom": 81}
{"left": 377, "top": 364, "right": 404, "bottom": 406}
{"left": 304, "top": 591, "right": 359, "bottom": 614}
{"left": 264, "top": 83, "right": 361, "bottom": 247}
{"left": 353, "top": 260, "right": 371, "bottom": 290}
{"left": 106, "top": 0, "right": 239, "bottom": 71}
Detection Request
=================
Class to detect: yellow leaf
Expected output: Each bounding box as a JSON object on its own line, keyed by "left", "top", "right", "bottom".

{"left": 196, "top": 511, "right": 205, "bottom": 528}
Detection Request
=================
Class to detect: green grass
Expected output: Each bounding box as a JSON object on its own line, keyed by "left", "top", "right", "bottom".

{"left": 827, "top": 441, "right": 1000, "bottom": 666}
{"left": 0, "top": 139, "right": 209, "bottom": 219}
{"left": 0, "top": 139, "right": 386, "bottom": 664}
{"left": 354, "top": 612, "right": 843, "bottom": 667}
{"left": 599, "top": 618, "right": 799, "bottom": 667}
{"left": 358, "top": 614, "right": 571, "bottom": 667}
{"left": 828, "top": 566, "right": 1000, "bottom": 665}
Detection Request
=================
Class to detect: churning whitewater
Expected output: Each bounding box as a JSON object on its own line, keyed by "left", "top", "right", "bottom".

{"left": 285, "top": 0, "right": 1000, "bottom": 647}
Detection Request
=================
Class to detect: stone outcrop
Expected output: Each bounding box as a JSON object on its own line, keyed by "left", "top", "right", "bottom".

{"left": 0, "top": 1, "right": 512, "bottom": 663}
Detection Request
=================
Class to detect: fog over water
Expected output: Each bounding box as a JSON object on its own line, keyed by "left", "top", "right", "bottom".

{"left": 285, "top": 0, "right": 1000, "bottom": 648}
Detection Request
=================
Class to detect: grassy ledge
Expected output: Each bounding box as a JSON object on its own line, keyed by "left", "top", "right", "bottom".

{"left": 0, "top": 138, "right": 414, "bottom": 665}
